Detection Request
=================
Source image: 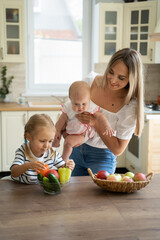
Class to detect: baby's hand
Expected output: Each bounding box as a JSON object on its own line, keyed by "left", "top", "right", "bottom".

{"left": 66, "top": 159, "right": 75, "bottom": 171}
{"left": 103, "top": 127, "right": 115, "bottom": 137}
{"left": 52, "top": 132, "right": 61, "bottom": 147}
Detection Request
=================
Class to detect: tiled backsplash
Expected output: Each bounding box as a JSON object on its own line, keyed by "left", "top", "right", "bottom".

{"left": 1, "top": 63, "right": 160, "bottom": 103}
{"left": 95, "top": 63, "right": 160, "bottom": 103}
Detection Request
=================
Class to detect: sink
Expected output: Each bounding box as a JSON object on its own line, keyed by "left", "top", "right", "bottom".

{"left": 28, "top": 101, "right": 61, "bottom": 108}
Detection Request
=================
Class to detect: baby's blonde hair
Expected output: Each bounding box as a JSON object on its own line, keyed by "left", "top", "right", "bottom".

{"left": 24, "top": 114, "right": 56, "bottom": 140}
{"left": 69, "top": 81, "right": 90, "bottom": 100}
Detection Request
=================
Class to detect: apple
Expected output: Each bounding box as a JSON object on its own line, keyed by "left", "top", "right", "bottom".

{"left": 133, "top": 173, "right": 146, "bottom": 181}
{"left": 45, "top": 169, "right": 59, "bottom": 180}
{"left": 124, "top": 171, "right": 134, "bottom": 179}
{"left": 121, "top": 176, "right": 134, "bottom": 182}
{"left": 107, "top": 174, "right": 122, "bottom": 181}
{"left": 96, "top": 170, "right": 110, "bottom": 179}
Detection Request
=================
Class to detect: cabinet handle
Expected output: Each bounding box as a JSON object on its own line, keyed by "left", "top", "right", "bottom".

{"left": 150, "top": 48, "right": 153, "bottom": 62}
{"left": 0, "top": 48, "right": 4, "bottom": 59}
{"left": 23, "top": 113, "right": 27, "bottom": 125}
{"left": 130, "top": 164, "right": 135, "bottom": 170}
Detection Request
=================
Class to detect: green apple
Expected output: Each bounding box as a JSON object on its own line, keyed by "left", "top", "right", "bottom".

{"left": 107, "top": 174, "right": 122, "bottom": 181}
{"left": 124, "top": 172, "right": 135, "bottom": 179}
{"left": 58, "top": 167, "right": 71, "bottom": 184}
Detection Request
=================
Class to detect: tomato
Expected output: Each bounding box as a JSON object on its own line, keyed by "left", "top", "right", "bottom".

{"left": 45, "top": 169, "right": 59, "bottom": 180}
{"left": 37, "top": 164, "right": 50, "bottom": 176}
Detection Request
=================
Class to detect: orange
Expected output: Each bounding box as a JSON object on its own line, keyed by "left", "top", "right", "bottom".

{"left": 37, "top": 164, "right": 50, "bottom": 176}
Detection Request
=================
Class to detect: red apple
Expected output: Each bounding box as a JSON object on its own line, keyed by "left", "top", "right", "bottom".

{"left": 107, "top": 174, "right": 122, "bottom": 181}
{"left": 121, "top": 176, "right": 134, "bottom": 182}
{"left": 96, "top": 170, "right": 109, "bottom": 179}
{"left": 133, "top": 173, "right": 146, "bottom": 181}
{"left": 45, "top": 169, "right": 59, "bottom": 180}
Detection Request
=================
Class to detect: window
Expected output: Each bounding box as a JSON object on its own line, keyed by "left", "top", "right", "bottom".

{"left": 26, "top": 0, "right": 92, "bottom": 96}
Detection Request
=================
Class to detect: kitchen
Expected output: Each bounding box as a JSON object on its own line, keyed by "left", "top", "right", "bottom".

{"left": 1, "top": 0, "right": 160, "bottom": 175}
{"left": 0, "top": 1, "right": 160, "bottom": 239}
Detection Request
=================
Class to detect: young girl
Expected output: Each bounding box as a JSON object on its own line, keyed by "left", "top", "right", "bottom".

{"left": 10, "top": 114, "right": 75, "bottom": 184}
{"left": 53, "top": 81, "right": 114, "bottom": 162}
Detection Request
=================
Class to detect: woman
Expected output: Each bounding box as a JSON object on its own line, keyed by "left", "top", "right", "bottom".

{"left": 70, "top": 48, "right": 144, "bottom": 176}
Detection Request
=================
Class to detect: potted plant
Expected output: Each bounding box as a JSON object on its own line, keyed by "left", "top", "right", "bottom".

{"left": 0, "top": 66, "right": 14, "bottom": 102}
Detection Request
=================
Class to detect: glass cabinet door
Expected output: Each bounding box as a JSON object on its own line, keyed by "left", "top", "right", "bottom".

{"left": 0, "top": 0, "right": 25, "bottom": 62}
{"left": 124, "top": 1, "right": 156, "bottom": 63}
{"left": 129, "top": 9, "right": 149, "bottom": 56}
{"left": 104, "top": 11, "right": 117, "bottom": 56}
{"left": 99, "top": 3, "right": 123, "bottom": 62}
{"left": 5, "top": 8, "right": 20, "bottom": 55}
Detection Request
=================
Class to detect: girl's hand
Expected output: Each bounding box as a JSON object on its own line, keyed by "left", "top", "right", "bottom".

{"left": 76, "top": 112, "right": 96, "bottom": 127}
{"left": 66, "top": 159, "right": 75, "bottom": 171}
{"left": 29, "top": 161, "right": 45, "bottom": 171}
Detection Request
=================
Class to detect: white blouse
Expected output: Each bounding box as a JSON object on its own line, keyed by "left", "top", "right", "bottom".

{"left": 83, "top": 72, "right": 137, "bottom": 149}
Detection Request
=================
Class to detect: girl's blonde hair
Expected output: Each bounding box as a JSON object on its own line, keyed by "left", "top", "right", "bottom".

{"left": 24, "top": 114, "right": 56, "bottom": 140}
{"left": 96, "top": 48, "right": 144, "bottom": 137}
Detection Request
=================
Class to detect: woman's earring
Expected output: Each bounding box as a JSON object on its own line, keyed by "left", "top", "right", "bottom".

{"left": 25, "top": 139, "right": 27, "bottom": 143}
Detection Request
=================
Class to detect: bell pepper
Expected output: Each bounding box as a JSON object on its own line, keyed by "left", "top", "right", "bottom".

{"left": 58, "top": 167, "right": 71, "bottom": 184}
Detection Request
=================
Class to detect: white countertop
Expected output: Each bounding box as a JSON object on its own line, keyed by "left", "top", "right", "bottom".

{"left": 145, "top": 107, "right": 160, "bottom": 119}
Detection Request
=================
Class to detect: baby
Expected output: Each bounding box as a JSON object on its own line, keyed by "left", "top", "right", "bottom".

{"left": 53, "top": 81, "right": 114, "bottom": 162}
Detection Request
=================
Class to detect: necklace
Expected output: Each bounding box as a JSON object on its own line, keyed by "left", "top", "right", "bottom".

{"left": 112, "top": 103, "right": 114, "bottom": 106}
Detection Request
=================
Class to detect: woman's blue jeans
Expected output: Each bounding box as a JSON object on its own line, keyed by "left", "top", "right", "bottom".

{"left": 70, "top": 143, "right": 117, "bottom": 176}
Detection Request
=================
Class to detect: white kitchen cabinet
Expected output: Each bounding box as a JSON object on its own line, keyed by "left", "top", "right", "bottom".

{"left": 0, "top": 110, "right": 63, "bottom": 172}
{"left": 1, "top": 111, "right": 27, "bottom": 171}
{"left": 123, "top": 1, "right": 156, "bottom": 63}
{"left": 93, "top": 3, "right": 123, "bottom": 63}
{"left": 126, "top": 118, "right": 160, "bottom": 174}
{"left": 93, "top": 1, "right": 156, "bottom": 64}
{"left": 0, "top": 0, "right": 25, "bottom": 62}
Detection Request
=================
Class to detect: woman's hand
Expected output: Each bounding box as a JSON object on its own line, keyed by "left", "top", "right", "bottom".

{"left": 66, "top": 159, "right": 75, "bottom": 171}
{"left": 76, "top": 112, "right": 96, "bottom": 127}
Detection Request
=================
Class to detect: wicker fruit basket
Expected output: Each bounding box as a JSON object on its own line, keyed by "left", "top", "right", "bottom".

{"left": 88, "top": 168, "right": 154, "bottom": 193}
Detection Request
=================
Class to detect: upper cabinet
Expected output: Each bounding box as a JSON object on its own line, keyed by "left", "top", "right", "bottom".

{"left": 123, "top": 1, "right": 156, "bottom": 63}
{"left": 92, "top": 1, "right": 157, "bottom": 64}
{"left": 0, "top": 0, "right": 25, "bottom": 63}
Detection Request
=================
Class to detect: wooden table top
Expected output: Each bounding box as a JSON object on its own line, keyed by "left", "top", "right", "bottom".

{"left": 0, "top": 175, "right": 160, "bottom": 240}
{"left": 0, "top": 102, "right": 61, "bottom": 111}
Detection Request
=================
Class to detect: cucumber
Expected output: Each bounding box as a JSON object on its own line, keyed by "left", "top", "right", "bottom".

{"left": 43, "top": 177, "right": 53, "bottom": 192}
{"left": 37, "top": 173, "right": 43, "bottom": 183}
{"left": 48, "top": 173, "right": 61, "bottom": 192}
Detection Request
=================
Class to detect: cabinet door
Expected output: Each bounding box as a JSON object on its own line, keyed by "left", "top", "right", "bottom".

{"left": 123, "top": 1, "right": 156, "bottom": 63}
{"left": 1, "top": 111, "right": 27, "bottom": 171}
{"left": 147, "top": 119, "right": 160, "bottom": 173}
{"left": 99, "top": 3, "right": 123, "bottom": 62}
{"left": 0, "top": 0, "right": 25, "bottom": 62}
{"left": 28, "top": 111, "right": 64, "bottom": 155}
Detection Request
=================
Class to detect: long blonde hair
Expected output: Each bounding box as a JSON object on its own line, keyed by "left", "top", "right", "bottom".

{"left": 96, "top": 48, "right": 144, "bottom": 137}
